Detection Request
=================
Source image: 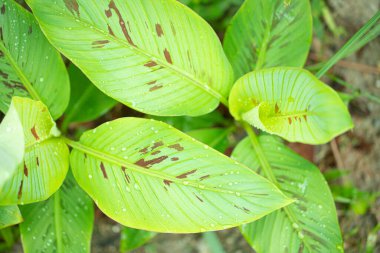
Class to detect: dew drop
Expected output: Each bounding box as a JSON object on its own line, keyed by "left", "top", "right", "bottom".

{"left": 88, "top": 174, "right": 93, "bottom": 179}
{"left": 134, "top": 183, "right": 141, "bottom": 191}
{"left": 183, "top": 181, "right": 189, "bottom": 185}
{"left": 235, "top": 192, "right": 241, "bottom": 197}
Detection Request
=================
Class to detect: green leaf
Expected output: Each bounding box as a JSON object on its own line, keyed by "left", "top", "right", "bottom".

{"left": 231, "top": 135, "right": 344, "bottom": 253}
{"left": 120, "top": 227, "right": 156, "bottom": 252}
{"left": 0, "top": 97, "right": 69, "bottom": 205}
{"left": 20, "top": 171, "right": 94, "bottom": 253}
{"left": 62, "top": 64, "right": 117, "bottom": 130}
{"left": 223, "top": 0, "right": 312, "bottom": 78}
{"left": 229, "top": 68, "right": 353, "bottom": 144}
{"left": 0, "top": 0, "right": 70, "bottom": 119}
{"left": 26, "top": 0, "right": 234, "bottom": 116}
{"left": 187, "top": 127, "right": 231, "bottom": 153}
{"left": 0, "top": 98, "right": 24, "bottom": 187}
{"left": 68, "top": 117, "right": 292, "bottom": 233}
{"left": 0, "top": 205, "right": 23, "bottom": 229}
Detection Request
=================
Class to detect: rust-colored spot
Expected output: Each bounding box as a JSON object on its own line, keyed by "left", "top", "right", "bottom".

{"left": 144, "top": 61, "right": 157, "bottom": 68}
{"left": 18, "top": 180, "right": 23, "bottom": 199}
{"left": 163, "top": 179, "right": 173, "bottom": 186}
{"left": 149, "top": 85, "right": 163, "bottom": 92}
{"left": 176, "top": 169, "right": 197, "bottom": 179}
{"left": 121, "top": 166, "right": 131, "bottom": 183}
{"left": 24, "top": 163, "right": 28, "bottom": 177}
{"left": 1, "top": 4, "right": 5, "bottom": 14}
{"left": 288, "top": 117, "right": 292, "bottom": 125}
{"left": 195, "top": 195, "right": 204, "bottom": 202}
{"left": 151, "top": 150, "right": 161, "bottom": 155}
{"left": 28, "top": 26, "right": 32, "bottom": 34}
{"left": 106, "top": 0, "right": 136, "bottom": 46}
{"left": 155, "top": 24, "right": 164, "bottom": 37}
{"left": 303, "top": 115, "right": 308, "bottom": 121}
{"left": 147, "top": 80, "right": 157, "bottom": 85}
{"left": 200, "top": 175, "right": 210, "bottom": 181}
{"left": 91, "top": 40, "right": 109, "bottom": 48}
{"left": 107, "top": 24, "right": 115, "bottom": 36}
{"left": 151, "top": 141, "right": 164, "bottom": 151}
{"left": 135, "top": 156, "right": 168, "bottom": 168}
{"left": 31, "top": 126, "right": 39, "bottom": 140}
{"left": 168, "top": 143, "right": 184, "bottom": 151}
{"left": 275, "top": 103, "right": 280, "bottom": 113}
{"left": 64, "top": 0, "right": 80, "bottom": 17}
{"left": 139, "top": 146, "right": 149, "bottom": 154}
{"left": 163, "top": 48, "right": 172, "bottom": 64}
{"left": 100, "top": 162, "right": 108, "bottom": 179}
{"left": 171, "top": 157, "right": 179, "bottom": 161}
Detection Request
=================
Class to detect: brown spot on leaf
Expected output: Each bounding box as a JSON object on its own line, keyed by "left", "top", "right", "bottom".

{"left": 200, "top": 175, "right": 210, "bottom": 181}
{"left": 151, "top": 150, "right": 161, "bottom": 155}
{"left": 195, "top": 195, "right": 204, "bottom": 202}
{"left": 144, "top": 61, "right": 157, "bottom": 68}
{"left": 168, "top": 143, "right": 184, "bottom": 151}
{"left": 155, "top": 24, "right": 164, "bottom": 37}
{"left": 275, "top": 103, "right": 280, "bottom": 113}
{"left": 163, "top": 179, "right": 173, "bottom": 186}
{"left": 31, "top": 126, "right": 39, "bottom": 140}
{"left": 121, "top": 166, "right": 131, "bottom": 183}
{"left": 151, "top": 141, "right": 164, "bottom": 151}
{"left": 91, "top": 40, "right": 109, "bottom": 48}
{"left": 288, "top": 117, "right": 292, "bottom": 125}
{"left": 64, "top": 0, "right": 80, "bottom": 17}
{"left": 164, "top": 48, "right": 172, "bottom": 64}
{"left": 171, "top": 157, "right": 179, "bottom": 161}
{"left": 24, "top": 163, "right": 28, "bottom": 177}
{"left": 234, "top": 204, "right": 250, "bottom": 214}
{"left": 106, "top": 0, "right": 136, "bottom": 46}
{"left": 135, "top": 156, "right": 168, "bottom": 168}
{"left": 139, "top": 146, "right": 149, "bottom": 154}
{"left": 36, "top": 157, "right": 39, "bottom": 166}
{"left": 100, "top": 162, "right": 108, "bottom": 179}
{"left": 1, "top": 4, "right": 5, "bottom": 14}
{"left": 170, "top": 22, "right": 176, "bottom": 36}
{"left": 149, "top": 85, "right": 163, "bottom": 92}
{"left": 107, "top": 24, "right": 115, "bottom": 36}
{"left": 176, "top": 169, "right": 197, "bottom": 179}
{"left": 303, "top": 115, "right": 308, "bottom": 121}
{"left": 147, "top": 80, "right": 157, "bottom": 85}
{"left": 18, "top": 180, "right": 23, "bottom": 199}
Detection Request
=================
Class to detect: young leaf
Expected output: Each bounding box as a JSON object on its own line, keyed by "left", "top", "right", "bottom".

{"left": 62, "top": 65, "right": 117, "bottom": 131}
{"left": 26, "top": 0, "right": 234, "bottom": 116}
{"left": 0, "top": 0, "right": 70, "bottom": 119}
{"left": 229, "top": 68, "right": 353, "bottom": 144}
{"left": 20, "top": 171, "right": 94, "bottom": 253}
{"left": 0, "top": 98, "right": 24, "bottom": 187}
{"left": 120, "top": 227, "right": 156, "bottom": 252}
{"left": 68, "top": 118, "right": 292, "bottom": 233}
{"left": 0, "top": 205, "right": 23, "bottom": 229}
{"left": 0, "top": 97, "right": 69, "bottom": 205}
{"left": 232, "top": 135, "right": 344, "bottom": 253}
{"left": 223, "top": 0, "right": 312, "bottom": 78}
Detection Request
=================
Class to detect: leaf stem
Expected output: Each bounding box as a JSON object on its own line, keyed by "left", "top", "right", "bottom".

{"left": 315, "top": 11, "right": 380, "bottom": 79}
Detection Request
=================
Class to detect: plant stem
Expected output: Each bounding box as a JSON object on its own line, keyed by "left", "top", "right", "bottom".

{"left": 316, "top": 11, "right": 380, "bottom": 79}
{"left": 202, "top": 232, "right": 226, "bottom": 253}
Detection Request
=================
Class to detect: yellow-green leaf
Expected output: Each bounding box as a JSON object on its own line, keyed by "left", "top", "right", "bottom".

{"left": 0, "top": 205, "right": 23, "bottom": 229}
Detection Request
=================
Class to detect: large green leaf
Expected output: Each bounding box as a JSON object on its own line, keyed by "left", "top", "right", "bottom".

{"left": 0, "top": 97, "right": 69, "bottom": 205}
{"left": 0, "top": 98, "right": 24, "bottom": 187}
{"left": 69, "top": 117, "right": 292, "bottom": 233}
{"left": 120, "top": 227, "right": 156, "bottom": 252}
{"left": 26, "top": 0, "right": 234, "bottom": 116}
{"left": 62, "top": 65, "right": 117, "bottom": 130}
{"left": 223, "top": 0, "right": 312, "bottom": 78}
{"left": 0, "top": 0, "right": 70, "bottom": 119}
{"left": 0, "top": 205, "right": 22, "bottom": 229}
{"left": 229, "top": 68, "right": 353, "bottom": 144}
{"left": 20, "top": 171, "right": 94, "bottom": 253}
{"left": 232, "top": 135, "right": 344, "bottom": 253}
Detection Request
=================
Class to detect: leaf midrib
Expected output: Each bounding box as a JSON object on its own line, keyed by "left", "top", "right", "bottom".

{"left": 0, "top": 41, "right": 41, "bottom": 102}
{"left": 63, "top": 137, "right": 262, "bottom": 197}
{"left": 36, "top": 5, "right": 228, "bottom": 106}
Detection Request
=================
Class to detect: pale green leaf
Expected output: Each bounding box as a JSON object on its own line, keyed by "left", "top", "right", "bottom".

{"left": 0, "top": 205, "right": 23, "bottom": 229}
{"left": 68, "top": 117, "right": 292, "bottom": 233}
{"left": 120, "top": 227, "right": 156, "bottom": 252}
{"left": 229, "top": 68, "right": 353, "bottom": 144}
{"left": 0, "top": 97, "right": 69, "bottom": 205}
{"left": 0, "top": 98, "right": 24, "bottom": 187}
{"left": 62, "top": 64, "right": 117, "bottom": 130}
{"left": 0, "top": 0, "right": 70, "bottom": 119}
{"left": 232, "top": 135, "right": 344, "bottom": 253}
{"left": 223, "top": 0, "right": 312, "bottom": 78}
{"left": 26, "top": 0, "right": 234, "bottom": 116}
{"left": 20, "top": 171, "right": 94, "bottom": 253}
{"left": 187, "top": 127, "right": 231, "bottom": 153}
